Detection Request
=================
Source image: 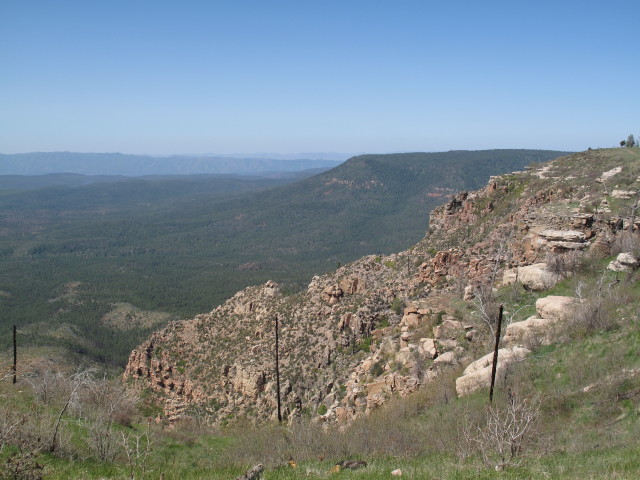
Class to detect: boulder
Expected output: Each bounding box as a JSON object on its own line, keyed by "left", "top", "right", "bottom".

{"left": 418, "top": 338, "right": 437, "bottom": 359}
{"left": 400, "top": 313, "right": 421, "bottom": 328}
{"left": 611, "top": 190, "right": 636, "bottom": 199}
{"left": 535, "top": 296, "right": 574, "bottom": 321}
{"left": 503, "top": 316, "right": 555, "bottom": 346}
{"left": 455, "top": 346, "right": 530, "bottom": 397}
{"left": 502, "top": 263, "right": 561, "bottom": 291}
{"left": 608, "top": 252, "right": 639, "bottom": 272}
{"left": 433, "top": 350, "right": 459, "bottom": 367}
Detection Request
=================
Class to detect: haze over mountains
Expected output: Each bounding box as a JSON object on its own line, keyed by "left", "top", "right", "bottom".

{"left": 0, "top": 151, "right": 346, "bottom": 176}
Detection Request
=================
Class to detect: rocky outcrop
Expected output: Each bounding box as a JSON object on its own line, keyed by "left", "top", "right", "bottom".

{"left": 124, "top": 149, "right": 640, "bottom": 425}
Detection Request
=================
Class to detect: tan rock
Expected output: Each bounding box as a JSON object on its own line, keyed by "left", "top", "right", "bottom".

{"left": 502, "top": 263, "right": 561, "bottom": 291}
{"left": 608, "top": 252, "right": 639, "bottom": 272}
{"left": 400, "top": 313, "right": 421, "bottom": 328}
{"left": 539, "top": 229, "right": 586, "bottom": 243}
{"left": 503, "top": 316, "right": 555, "bottom": 346}
{"left": 611, "top": 190, "right": 635, "bottom": 199}
{"left": 455, "top": 346, "right": 530, "bottom": 397}
{"left": 433, "top": 350, "right": 459, "bottom": 367}
{"left": 418, "top": 338, "right": 437, "bottom": 359}
{"left": 535, "top": 296, "right": 574, "bottom": 321}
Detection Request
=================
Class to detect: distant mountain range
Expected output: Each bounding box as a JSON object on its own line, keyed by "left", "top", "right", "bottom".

{"left": 0, "top": 152, "right": 345, "bottom": 176}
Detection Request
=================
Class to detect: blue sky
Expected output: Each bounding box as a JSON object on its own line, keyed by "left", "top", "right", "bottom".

{"left": 1, "top": 1, "right": 638, "bottom": 155}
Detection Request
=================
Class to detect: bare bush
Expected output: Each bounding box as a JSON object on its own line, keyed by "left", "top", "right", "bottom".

{"left": 461, "top": 393, "right": 541, "bottom": 470}
{"left": 26, "top": 371, "right": 67, "bottom": 406}
{"left": 121, "top": 420, "right": 155, "bottom": 479}
{"left": 0, "top": 409, "right": 26, "bottom": 454}
{"left": 545, "top": 250, "right": 585, "bottom": 278}
{"left": 570, "top": 274, "right": 620, "bottom": 335}
{"left": 473, "top": 285, "right": 501, "bottom": 337}
{"left": 48, "top": 369, "right": 94, "bottom": 454}
{"left": 0, "top": 406, "right": 49, "bottom": 480}
{"left": 0, "top": 450, "right": 45, "bottom": 480}
{"left": 80, "top": 376, "right": 137, "bottom": 462}
{"left": 610, "top": 231, "right": 640, "bottom": 258}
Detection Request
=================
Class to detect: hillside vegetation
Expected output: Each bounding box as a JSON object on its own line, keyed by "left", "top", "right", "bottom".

{"left": 0, "top": 149, "right": 563, "bottom": 365}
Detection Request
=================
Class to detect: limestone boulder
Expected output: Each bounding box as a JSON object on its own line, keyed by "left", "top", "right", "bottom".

{"left": 503, "top": 316, "right": 555, "bottom": 346}
{"left": 535, "top": 296, "right": 574, "bottom": 321}
{"left": 418, "top": 338, "right": 437, "bottom": 359}
{"left": 433, "top": 350, "right": 460, "bottom": 367}
{"left": 611, "top": 190, "right": 635, "bottom": 199}
{"left": 401, "top": 312, "right": 421, "bottom": 328}
{"left": 502, "top": 263, "right": 561, "bottom": 291}
{"left": 607, "top": 252, "right": 639, "bottom": 272}
{"left": 455, "top": 346, "right": 530, "bottom": 397}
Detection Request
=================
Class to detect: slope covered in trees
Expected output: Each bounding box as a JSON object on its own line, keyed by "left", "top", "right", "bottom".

{"left": 0, "top": 150, "right": 565, "bottom": 365}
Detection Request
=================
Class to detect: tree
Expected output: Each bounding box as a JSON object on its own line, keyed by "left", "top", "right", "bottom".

{"left": 627, "top": 134, "right": 636, "bottom": 148}
{"left": 621, "top": 140, "right": 627, "bottom": 147}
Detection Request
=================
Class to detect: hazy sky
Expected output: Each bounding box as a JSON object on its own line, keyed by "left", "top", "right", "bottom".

{"left": 1, "top": 1, "right": 638, "bottom": 155}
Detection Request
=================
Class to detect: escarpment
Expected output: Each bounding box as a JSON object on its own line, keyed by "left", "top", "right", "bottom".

{"left": 124, "top": 149, "right": 640, "bottom": 424}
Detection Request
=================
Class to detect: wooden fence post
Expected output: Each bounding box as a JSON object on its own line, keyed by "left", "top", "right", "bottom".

{"left": 13, "top": 325, "right": 17, "bottom": 384}
{"left": 489, "top": 305, "right": 504, "bottom": 403}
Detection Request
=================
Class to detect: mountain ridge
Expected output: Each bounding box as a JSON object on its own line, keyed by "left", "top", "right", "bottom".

{"left": 123, "top": 147, "right": 640, "bottom": 425}
{"left": 0, "top": 152, "right": 343, "bottom": 176}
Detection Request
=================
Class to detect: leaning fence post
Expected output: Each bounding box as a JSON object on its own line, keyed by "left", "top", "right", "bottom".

{"left": 489, "top": 304, "right": 504, "bottom": 403}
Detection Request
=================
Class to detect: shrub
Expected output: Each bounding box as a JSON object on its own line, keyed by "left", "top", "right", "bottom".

{"left": 390, "top": 297, "right": 405, "bottom": 315}
{"left": 545, "top": 250, "right": 585, "bottom": 278}
{"left": 610, "top": 231, "right": 640, "bottom": 258}
{"left": 461, "top": 393, "right": 541, "bottom": 470}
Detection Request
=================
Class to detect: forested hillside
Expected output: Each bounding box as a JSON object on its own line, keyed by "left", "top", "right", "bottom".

{"left": 0, "top": 150, "right": 565, "bottom": 365}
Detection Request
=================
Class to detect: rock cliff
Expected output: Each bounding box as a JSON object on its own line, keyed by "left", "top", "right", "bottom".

{"left": 124, "top": 148, "right": 640, "bottom": 424}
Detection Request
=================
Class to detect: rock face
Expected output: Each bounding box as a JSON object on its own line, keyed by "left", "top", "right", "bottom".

{"left": 124, "top": 149, "right": 640, "bottom": 424}
{"left": 455, "top": 346, "right": 531, "bottom": 397}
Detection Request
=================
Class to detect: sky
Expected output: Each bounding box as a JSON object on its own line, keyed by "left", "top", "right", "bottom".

{"left": 1, "top": 0, "right": 638, "bottom": 155}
